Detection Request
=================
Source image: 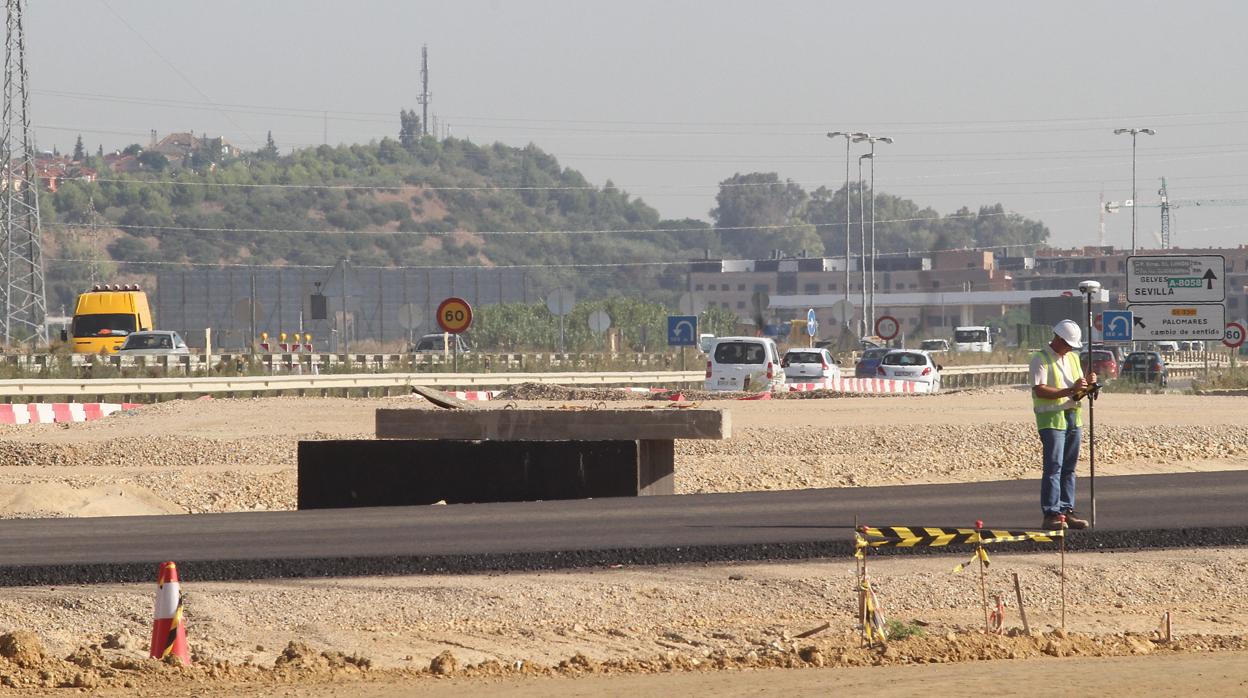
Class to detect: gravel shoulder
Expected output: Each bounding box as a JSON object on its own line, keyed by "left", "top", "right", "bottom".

{"left": 0, "top": 390, "right": 1245, "bottom": 693}
{"left": 0, "top": 391, "right": 1243, "bottom": 516}
{"left": 1, "top": 548, "right": 1246, "bottom": 694}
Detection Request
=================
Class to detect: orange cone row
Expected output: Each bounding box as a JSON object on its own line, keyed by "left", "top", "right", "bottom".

{"left": 149, "top": 561, "right": 190, "bottom": 665}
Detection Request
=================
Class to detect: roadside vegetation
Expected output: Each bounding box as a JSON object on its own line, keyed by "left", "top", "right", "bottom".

{"left": 45, "top": 121, "right": 1051, "bottom": 317}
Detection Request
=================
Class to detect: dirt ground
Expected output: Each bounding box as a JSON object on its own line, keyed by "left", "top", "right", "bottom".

{"left": 1, "top": 389, "right": 1246, "bottom": 694}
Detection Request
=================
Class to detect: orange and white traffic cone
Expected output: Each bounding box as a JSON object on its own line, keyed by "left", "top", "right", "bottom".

{"left": 149, "top": 561, "right": 190, "bottom": 665}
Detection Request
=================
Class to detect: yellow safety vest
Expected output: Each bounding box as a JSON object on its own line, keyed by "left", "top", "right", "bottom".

{"left": 1032, "top": 347, "right": 1084, "bottom": 431}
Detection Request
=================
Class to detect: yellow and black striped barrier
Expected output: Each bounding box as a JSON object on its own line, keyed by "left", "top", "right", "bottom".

{"left": 854, "top": 526, "right": 1064, "bottom": 559}
{"left": 854, "top": 524, "right": 1068, "bottom": 636}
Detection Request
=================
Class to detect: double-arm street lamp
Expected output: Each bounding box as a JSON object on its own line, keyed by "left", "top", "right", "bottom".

{"left": 854, "top": 134, "right": 894, "bottom": 324}
{"left": 1113, "top": 127, "right": 1155, "bottom": 255}
{"left": 827, "top": 131, "right": 868, "bottom": 333}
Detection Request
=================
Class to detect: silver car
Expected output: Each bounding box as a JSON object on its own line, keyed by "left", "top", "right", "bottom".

{"left": 115, "top": 330, "right": 190, "bottom": 356}
{"left": 782, "top": 348, "right": 840, "bottom": 383}
{"left": 876, "top": 349, "right": 942, "bottom": 392}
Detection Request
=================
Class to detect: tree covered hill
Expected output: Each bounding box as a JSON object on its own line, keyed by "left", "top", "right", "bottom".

{"left": 43, "top": 132, "right": 1049, "bottom": 311}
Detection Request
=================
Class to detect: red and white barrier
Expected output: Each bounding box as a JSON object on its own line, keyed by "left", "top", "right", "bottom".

{"left": 443, "top": 390, "right": 498, "bottom": 401}
{"left": 788, "top": 377, "right": 933, "bottom": 394}
{"left": 0, "top": 402, "right": 139, "bottom": 425}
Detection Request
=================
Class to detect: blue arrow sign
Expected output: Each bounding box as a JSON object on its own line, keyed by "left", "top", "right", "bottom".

{"left": 667, "top": 315, "right": 698, "bottom": 347}
{"left": 806, "top": 308, "right": 818, "bottom": 337}
{"left": 1102, "top": 310, "right": 1133, "bottom": 342}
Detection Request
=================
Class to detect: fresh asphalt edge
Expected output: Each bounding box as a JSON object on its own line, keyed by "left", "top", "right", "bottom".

{"left": 3, "top": 525, "right": 1246, "bottom": 587}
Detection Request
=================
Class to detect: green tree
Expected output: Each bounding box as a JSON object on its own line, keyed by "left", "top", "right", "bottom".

{"left": 260, "top": 130, "right": 279, "bottom": 160}
{"left": 399, "top": 109, "right": 421, "bottom": 147}
{"left": 137, "top": 150, "right": 169, "bottom": 172}
{"left": 710, "top": 172, "right": 813, "bottom": 259}
{"left": 699, "top": 306, "right": 741, "bottom": 337}
{"left": 72, "top": 135, "right": 85, "bottom": 162}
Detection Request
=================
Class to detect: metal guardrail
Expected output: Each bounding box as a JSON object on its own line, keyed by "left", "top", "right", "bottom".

{"left": 0, "top": 371, "right": 707, "bottom": 398}
{"left": 0, "top": 356, "right": 1229, "bottom": 399}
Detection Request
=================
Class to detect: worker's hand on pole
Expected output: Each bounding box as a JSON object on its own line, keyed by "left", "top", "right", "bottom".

{"left": 1089, "top": 371, "right": 1098, "bottom": 385}
{"left": 1071, "top": 376, "right": 1088, "bottom": 396}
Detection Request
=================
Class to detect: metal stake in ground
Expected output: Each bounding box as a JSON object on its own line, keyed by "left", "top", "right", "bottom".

{"left": 1013, "top": 572, "right": 1030, "bottom": 635}
{"left": 1059, "top": 514, "right": 1067, "bottom": 629}
{"left": 975, "top": 520, "right": 990, "bottom": 633}
{"left": 1079, "top": 280, "right": 1101, "bottom": 528}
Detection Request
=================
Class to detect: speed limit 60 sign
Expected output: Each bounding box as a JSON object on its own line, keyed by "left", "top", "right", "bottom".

{"left": 436, "top": 297, "right": 473, "bottom": 334}
{"left": 1225, "top": 321, "right": 1246, "bottom": 349}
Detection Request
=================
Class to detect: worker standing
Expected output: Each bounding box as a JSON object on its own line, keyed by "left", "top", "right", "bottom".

{"left": 1030, "top": 320, "right": 1097, "bottom": 530}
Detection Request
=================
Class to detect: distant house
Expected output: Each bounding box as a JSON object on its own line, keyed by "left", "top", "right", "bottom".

{"left": 32, "top": 155, "right": 98, "bottom": 192}
{"left": 151, "top": 131, "right": 241, "bottom": 165}
{"left": 103, "top": 153, "right": 143, "bottom": 174}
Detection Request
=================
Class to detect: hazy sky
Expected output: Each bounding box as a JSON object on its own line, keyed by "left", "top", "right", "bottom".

{"left": 26, "top": 0, "right": 1248, "bottom": 250}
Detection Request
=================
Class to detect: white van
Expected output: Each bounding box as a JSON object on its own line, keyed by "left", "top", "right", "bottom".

{"left": 953, "top": 326, "right": 993, "bottom": 353}
{"left": 704, "top": 336, "right": 783, "bottom": 392}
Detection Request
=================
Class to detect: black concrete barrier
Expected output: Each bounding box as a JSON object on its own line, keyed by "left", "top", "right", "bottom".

{"left": 298, "top": 439, "right": 666, "bottom": 508}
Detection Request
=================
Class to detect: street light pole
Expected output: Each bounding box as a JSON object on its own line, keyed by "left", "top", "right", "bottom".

{"left": 1113, "top": 128, "right": 1155, "bottom": 255}
{"left": 858, "top": 152, "right": 871, "bottom": 337}
{"left": 855, "top": 135, "right": 893, "bottom": 325}
{"left": 827, "top": 131, "right": 865, "bottom": 334}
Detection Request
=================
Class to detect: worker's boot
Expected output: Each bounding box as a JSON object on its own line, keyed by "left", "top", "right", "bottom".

{"left": 1042, "top": 513, "right": 1067, "bottom": 530}
{"left": 1062, "top": 510, "right": 1090, "bottom": 530}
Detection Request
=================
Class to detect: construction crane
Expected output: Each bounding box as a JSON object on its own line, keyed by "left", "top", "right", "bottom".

{"left": 1158, "top": 178, "right": 1170, "bottom": 249}
{"left": 1104, "top": 179, "right": 1248, "bottom": 249}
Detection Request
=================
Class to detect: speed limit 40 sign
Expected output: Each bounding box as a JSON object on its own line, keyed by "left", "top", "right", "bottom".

{"left": 1225, "top": 321, "right": 1246, "bottom": 349}
{"left": 436, "top": 297, "right": 473, "bottom": 334}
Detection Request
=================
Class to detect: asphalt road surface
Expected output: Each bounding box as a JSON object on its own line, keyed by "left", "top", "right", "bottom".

{"left": 1, "top": 471, "right": 1246, "bottom": 585}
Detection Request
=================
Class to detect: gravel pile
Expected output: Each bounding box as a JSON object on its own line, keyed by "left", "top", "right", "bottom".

{"left": 495, "top": 383, "right": 647, "bottom": 401}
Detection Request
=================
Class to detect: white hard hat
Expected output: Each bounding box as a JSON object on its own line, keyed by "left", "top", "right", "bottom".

{"left": 1053, "top": 319, "right": 1082, "bottom": 349}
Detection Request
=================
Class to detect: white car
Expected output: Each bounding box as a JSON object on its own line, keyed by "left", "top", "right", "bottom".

{"left": 782, "top": 348, "right": 840, "bottom": 383}
{"left": 919, "top": 339, "right": 950, "bottom": 353}
{"left": 114, "top": 330, "right": 190, "bottom": 356}
{"left": 876, "top": 349, "right": 942, "bottom": 392}
{"left": 704, "top": 337, "right": 783, "bottom": 392}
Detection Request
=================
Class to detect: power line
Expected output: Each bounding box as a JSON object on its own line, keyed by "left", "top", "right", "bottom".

{"left": 35, "top": 85, "right": 1248, "bottom": 130}
{"left": 97, "top": 0, "right": 259, "bottom": 147}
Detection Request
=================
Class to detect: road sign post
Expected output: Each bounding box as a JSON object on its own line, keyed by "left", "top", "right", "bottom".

{"left": 436, "top": 297, "right": 473, "bottom": 373}
{"left": 1228, "top": 322, "right": 1244, "bottom": 369}
{"left": 668, "top": 315, "right": 698, "bottom": 371}
{"left": 806, "top": 308, "right": 818, "bottom": 347}
{"left": 546, "top": 289, "right": 575, "bottom": 354}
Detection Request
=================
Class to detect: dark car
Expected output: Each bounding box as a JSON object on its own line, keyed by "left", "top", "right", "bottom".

{"left": 855, "top": 347, "right": 891, "bottom": 378}
{"left": 1121, "top": 351, "right": 1167, "bottom": 386}
{"left": 1080, "top": 348, "right": 1119, "bottom": 380}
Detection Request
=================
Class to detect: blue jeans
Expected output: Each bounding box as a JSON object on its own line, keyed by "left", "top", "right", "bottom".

{"left": 1039, "top": 414, "right": 1081, "bottom": 515}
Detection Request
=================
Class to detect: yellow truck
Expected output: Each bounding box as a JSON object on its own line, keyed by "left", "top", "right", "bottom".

{"left": 67, "top": 284, "right": 154, "bottom": 354}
